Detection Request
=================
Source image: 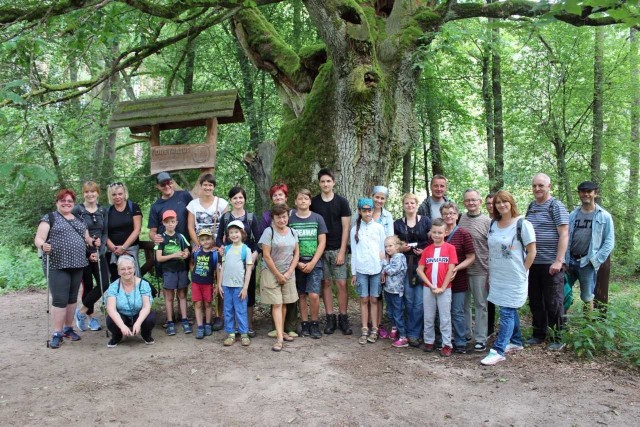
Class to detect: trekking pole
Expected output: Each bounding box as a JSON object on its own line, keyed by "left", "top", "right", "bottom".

{"left": 96, "top": 248, "right": 109, "bottom": 338}
{"left": 46, "top": 252, "right": 51, "bottom": 348}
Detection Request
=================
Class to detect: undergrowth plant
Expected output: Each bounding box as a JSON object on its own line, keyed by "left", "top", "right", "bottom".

{"left": 0, "top": 246, "right": 46, "bottom": 292}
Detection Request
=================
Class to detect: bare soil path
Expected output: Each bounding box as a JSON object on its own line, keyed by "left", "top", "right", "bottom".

{"left": 1, "top": 291, "right": 638, "bottom": 426}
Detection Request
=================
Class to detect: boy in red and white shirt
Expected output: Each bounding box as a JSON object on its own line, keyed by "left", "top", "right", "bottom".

{"left": 416, "top": 218, "right": 458, "bottom": 356}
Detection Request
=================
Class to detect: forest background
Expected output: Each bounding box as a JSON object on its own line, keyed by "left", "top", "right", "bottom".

{"left": 0, "top": 1, "right": 638, "bottom": 365}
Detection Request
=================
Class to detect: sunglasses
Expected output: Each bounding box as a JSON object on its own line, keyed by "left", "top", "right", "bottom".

{"left": 91, "top": 213, "right": 97, "bottom": 224}
{"left": 159, "top": 180, "right": 173, "bottom": 188}
{"left": 108, "top": 182, "right": 124, "bottom": 188}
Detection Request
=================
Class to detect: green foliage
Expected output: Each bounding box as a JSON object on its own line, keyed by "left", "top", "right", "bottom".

{"left": 0, "top": 246, "right": 46, "bottom": 293}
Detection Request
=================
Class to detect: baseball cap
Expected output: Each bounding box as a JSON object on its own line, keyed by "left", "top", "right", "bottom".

{"left": 197, "top": 228, "right": 213, "bottom": 237}
{"left": 162, "top": 210, "right": 177, "bottom": 221}
{"left": 156, "top": 171, "right": 172, "bottom": 184}
{"left": 577, "top": 181, "right": 598, "bottom": 191}
{"left": 226, "top": 220, "right": 245, "bottom": 231}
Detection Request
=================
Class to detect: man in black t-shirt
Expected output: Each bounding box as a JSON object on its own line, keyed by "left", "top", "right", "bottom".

{"left": 310, "top": 168, "right": 352, "bottom": 335}
{"left": 148, "top": 171, "right": 193, "bottom": 245}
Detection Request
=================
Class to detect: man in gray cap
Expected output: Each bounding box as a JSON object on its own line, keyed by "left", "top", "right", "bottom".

{"left": 565, "top": 181, "right": 614, "bottom": 311}
{"left": 149, "top": 171, "right": 193, "bottom": 244}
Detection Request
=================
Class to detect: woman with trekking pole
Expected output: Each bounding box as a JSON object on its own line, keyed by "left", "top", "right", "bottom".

{"left": 34, "top": 189, "right": 101, "bottom": 349}
{"left": 72, "top": 181, "right": 110, "bottom": 332}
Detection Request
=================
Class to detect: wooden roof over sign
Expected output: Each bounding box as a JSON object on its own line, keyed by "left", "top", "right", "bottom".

{"left": 108, "top": 89, "right": 244, "bottom": 133}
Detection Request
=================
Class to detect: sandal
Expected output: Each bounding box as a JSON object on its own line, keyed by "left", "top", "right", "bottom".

{"left": 358, "top": 327, "right": 369, "bottom": 345}
{"left": 367, "top": 327, "right": 378, "bottom": 343}
{"left": 283, "top": 333, "right": 295, "bottom": 342}
{"left": 272, "top": 341, "right": 284, "bottom": 352}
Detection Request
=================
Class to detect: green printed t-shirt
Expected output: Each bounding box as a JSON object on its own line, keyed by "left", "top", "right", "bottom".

{"left": 155, "top": 232, "right": 189, "bottom": 272}
{"left": 289, "top": 210, "right": 328, "bottom": 266}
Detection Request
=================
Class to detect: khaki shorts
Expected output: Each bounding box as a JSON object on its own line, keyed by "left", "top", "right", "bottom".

{"left": 322, "top": 249, "right": 348, "bottom": 281}
{"left": 260, "top": 268, "right": 299, "bottom": 305}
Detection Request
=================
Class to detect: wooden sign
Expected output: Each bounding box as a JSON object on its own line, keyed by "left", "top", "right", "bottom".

{"left": 150, "top": 143, "right": 215, "bottom": 174}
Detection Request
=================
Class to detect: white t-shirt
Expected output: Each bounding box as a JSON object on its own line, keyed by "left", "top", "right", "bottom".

{"left": 487, "top": 217, "right": 536, "bottom": 308}
{"left": 187, "top": 197, "right": 228, "bottom": 239}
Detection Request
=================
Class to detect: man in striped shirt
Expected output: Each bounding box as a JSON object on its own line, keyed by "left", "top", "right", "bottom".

{"left": 525, "top": 173, "right": 569, "bottom": 351}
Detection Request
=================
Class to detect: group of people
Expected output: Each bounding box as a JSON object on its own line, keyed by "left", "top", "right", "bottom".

{"left": 35, "top": 169, "right": 614, "bottom": 363}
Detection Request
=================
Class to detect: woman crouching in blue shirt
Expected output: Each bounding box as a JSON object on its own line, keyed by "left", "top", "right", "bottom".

{"left": 105, "top": 255, "right": 156, "bottom": 348}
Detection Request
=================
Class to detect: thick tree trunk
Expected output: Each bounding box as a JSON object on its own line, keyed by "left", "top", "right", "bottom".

{"left": 244, "top": 141, "right": 276, "bottom": 210}
{"left": 482, "top": 39, "right": 495, "bottom": 191}
{"left": 591, "top": 27, "right": 604, "bottom": 186}
{"left": 624, "top": 28, "right": 640, "bottom": 255}
{"left": 39, "top": 125, "right": 66, "bottom": 188}
{"left": 402, "top": 151, "right": 411, "bottom": 193}
{"left": 491, "top": 23, "right": 504, "bottom": 192}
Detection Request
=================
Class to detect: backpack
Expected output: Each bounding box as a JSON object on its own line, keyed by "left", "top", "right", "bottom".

{"left": 154, "top": 231, "right": 189, "bottom": 277}
{"left": 221, "top": 211, "right": 255, "bottom": 243}
{"left": 526, "top": 197, "right": 560, "bottom": 223}
{"left": 268, "top": 225, "right": 295, "bottom": 244}
{"left": 223, "top": 243, "right": 248, "bottom": 263}
{"left": 107, "top": 200, "right": 134, "bottom": 217}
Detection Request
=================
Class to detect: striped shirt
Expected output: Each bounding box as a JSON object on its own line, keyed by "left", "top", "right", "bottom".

{"left": 458, "top": 213, "right": 491, "bottom": 275}
{"left": 525, "top": 197, "right": 569, "bottom": 264}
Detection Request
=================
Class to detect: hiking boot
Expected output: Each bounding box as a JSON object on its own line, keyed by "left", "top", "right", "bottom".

{"left": 63, "top": 326, "right": 81, "bottom": 341}
{"left": 300, "top": 321, "right": 311, "bottom": 337}
{"left": 204, "top": 323, "right": 213, "bottom": 336}
{"left": 547, "top": 342, "right": 566, "bottom": 351}
{"left": 310, "top": 321, "right": 322, "bottom": 339}
{"left": 212, "top": 316, "right": 223, "bottom": 331}
{"left": 454, "top": 345, "right": 467, "bottom": 354}
{"left": 392, "top": 337, "right": 409, "bottom": 348}
{"left": 440, "top": 345, "right": 453, "bottom": 357}
{"left": 338, "top": 314, "right": 352, "bottom": 335}
{"left": 241, "top": 334, "right": 251, "bottom": 346}
{"left": 358, "top": 327, "right": 369, "bottom": 345}
{"left": 50, "top": 332, "right": 63, "bottom": 349}
{"left": 408, "top": 338, "right": 421, "bottom": 348}
{"left": 367, "top": 328, "right": 379, "bottom": 343}
{"left": 182, "top": 319, "right": 193, "bottom": 334}
{"left": 223, "top": 334, "right": 235, "bottom": 346}
{"left": 481, "top": 349, "right": 506, "bottom": 365}
{"left": 166, "top": 322, "right": 176, "bottom": 336}
{"left": 389, "top": 327, "right": 398, "bottom": 341}
{"left": 88, "top": 317, "right": 101, "bottom": 331}
{"left": 196, "top": 326, "right": 205, "bottom": 339}
{"left": 74, "top": 308, "right": 88, "bottom": 332}
{"left": 324, "top": 314, "right": 337, "bottom": 334}
{"left": 107, "top": 337, "right": 121, "bottom": 348}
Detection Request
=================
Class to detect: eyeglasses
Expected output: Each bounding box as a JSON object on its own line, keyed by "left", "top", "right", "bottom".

{"left": 463, "top": 199, "right": 480, "bottom": 203}
{"left": 159, "top": 180, "right": 172, "bottom": 188}
{"left": 58, "top": 199, "right": 74, "bottom": 203}
{"left": 108, "top": 182, "right": 123, "bottom": 188}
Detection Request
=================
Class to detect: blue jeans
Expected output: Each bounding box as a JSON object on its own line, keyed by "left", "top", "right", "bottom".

{"left": 567, "top": 258, "right": 596, "bottom": 302}
{"left": 385, "top": 291, "right": 406, "bottom": 338}
{"left": 356, "top": 273, "right": 382, "bottom": 297}
{"left": 403, "top": 275, "right": 423, "bottom": 340}
{"left": 492, "top": 306, "right": 522, "bottom": 356}
{"left": 451, "top": 291, "right": 467, "bottom": 348}
{"left": 223, "top": 286, "right": 248, "bottom": 334}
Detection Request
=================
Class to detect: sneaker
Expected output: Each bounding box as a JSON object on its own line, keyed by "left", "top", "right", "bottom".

{"left": 359, "top": 327, "right": 369, "bottom": 345}
{"left": 63, "top": 327, "right": 81, "bottom": 341}
{"left": 440, "top": 345, "right": 453, "bottom": 357}
{"left": 423, "top": 343, "right": 435, "bottom": 352}
{"left": 300, "top": 321, "right": 311, "bottom": 337}
{"left": 212, "top": 316, "right": 223, "bottom": 331}
{"left": 241, "top": 334, "right": 251, "bottom": 346}
{"left": 525, "top": 337, "right": 544, "bottom": 346}
{"left": 378, "top": 325, "right": 389, "bottom": 339}
{"left": 182, "top": 320, "right": 193, "bottom": 334}
{"left": 50, "top": 332, "right": 63, "bottom": 349}
{"left": 107, "top": 337, "right": 121, "bottom": 348}
{"left": 408, "top": 338, "right": 421, "bottom": 348}
{"left": 88, "top": 317, "right": 101, "bottom": 331}
{"left": 223, "top": 334, "right": 235, "bottom": 346}
{"left": 436, "top": 341, "right": 443, "bottom": 350}
{"left": 547, "top": 342, "right": 566, "bottom": 351}
{"left": 392, "top": 337, "right": 409, "bottom": 348}
{"left": 166, "top": 322, "right": 176, "bottom": 336}
{"left": 247, "top": 328, "right": 256, "bottom": 338}
{"left": 481, "top": 349, "right": 506, "bottom": 365}
{"left": 505, "top": 343, "right": 524, "bottom": 353}
{"left": 474, "top": 343, "right": 486, "bottom": 352}
{"left": 204, "top": 323, "right": 212, "bottom": 336}
{"left": 286, "top": 330, "right": 299, "bottom": 338}
{"left": 74, "top": 308, "right": 88, "bottom": 332}
{"left": 367, "top": 328, "right": 378, "bottom": 343}
{"left": 268, "top": 330, "right": 278, "bottom": 338}
{"left": 196, "top": 327, "right": 205, "bottom": 339}
{"left": 310, "top": 321, "right": 322, "bottom": 339}
{"left": 454, "top": 345, "right": 467, "bottom": 354}
{"left": 389, "top": 327, "right": 398, "bottom": 341}
{"left": 142, "top": 336, "right": 155, "bottom": 345}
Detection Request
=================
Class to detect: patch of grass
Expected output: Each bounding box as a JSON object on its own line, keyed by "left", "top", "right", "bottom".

{"left": 0, "top": 245, "right": 46, "bottom": 293}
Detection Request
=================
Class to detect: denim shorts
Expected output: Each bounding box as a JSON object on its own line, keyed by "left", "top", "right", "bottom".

{"left": 163, "top": 270, "right": 190, "bottom": 290}
{"left": 296, "top": 267, "right": 323, "bottom": 295}
{"left": 322, "top": 249, "right": 348, "bottom": 280}
{"left": 356, "top": 272, "right": 382, "bottom": 298}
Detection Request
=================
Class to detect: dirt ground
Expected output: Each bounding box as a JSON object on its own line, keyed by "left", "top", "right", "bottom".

{"left": 1, "top": 290, "right": 638, "bottom": 426}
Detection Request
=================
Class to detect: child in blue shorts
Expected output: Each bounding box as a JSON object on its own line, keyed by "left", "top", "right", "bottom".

{"left": 155, "top": 209, "right": 191, "bottom": 335}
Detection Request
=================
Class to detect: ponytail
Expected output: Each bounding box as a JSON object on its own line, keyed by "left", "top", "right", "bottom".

{"left": 355, "top": 215, "right": 362, "bottom": 244}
